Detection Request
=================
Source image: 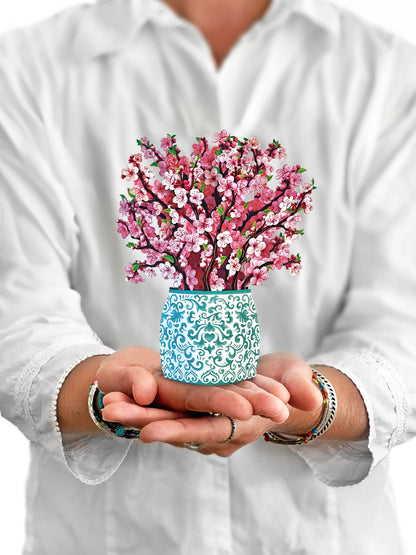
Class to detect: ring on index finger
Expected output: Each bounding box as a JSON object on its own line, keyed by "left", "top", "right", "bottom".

{"left": 212, "top": 413, "right": 237, "bottom": 444}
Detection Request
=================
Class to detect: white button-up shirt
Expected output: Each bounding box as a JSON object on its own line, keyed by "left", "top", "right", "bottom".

{"left": 1, "top": 0, "right": 416, "bottom": 553}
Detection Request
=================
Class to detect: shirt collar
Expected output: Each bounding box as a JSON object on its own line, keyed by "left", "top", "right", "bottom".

{"left": 71, "top": 0, "right": 340, "bottom": 62}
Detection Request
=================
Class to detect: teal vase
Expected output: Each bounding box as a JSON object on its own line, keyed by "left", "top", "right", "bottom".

{"left": 159, "top": 289, "right": 260, "bottom": 384}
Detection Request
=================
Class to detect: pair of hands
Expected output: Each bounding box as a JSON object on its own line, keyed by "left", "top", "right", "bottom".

{"left": 95, "top": 346, "right": 322, "bottom": 456}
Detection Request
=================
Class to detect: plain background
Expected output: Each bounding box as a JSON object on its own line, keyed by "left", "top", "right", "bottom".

{"left": 0, "top": 1, "right": 415, "bottom": 554}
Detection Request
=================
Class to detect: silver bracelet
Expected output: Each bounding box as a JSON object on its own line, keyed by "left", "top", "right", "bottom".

{"left": 264, "top": 370, "right": 337, "bottom": 445}
{"left": 88, "top": 381, "right": 141, "bottom": 439}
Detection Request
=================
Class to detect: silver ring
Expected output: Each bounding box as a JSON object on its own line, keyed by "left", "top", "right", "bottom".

{"left": 184, "top": 442, "right": 206, "bottom": 450}
{"left": 217, "top": 415, "right": 237, "bottom": 444}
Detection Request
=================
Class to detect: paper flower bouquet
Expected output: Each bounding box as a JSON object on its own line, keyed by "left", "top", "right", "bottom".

{"left": 117, "top": 131, "right": 314, "bottom": 384}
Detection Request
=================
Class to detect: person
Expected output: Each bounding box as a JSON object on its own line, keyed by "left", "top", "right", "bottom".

{"left": 0, "top": 0, "right": 415, "bottom": 553}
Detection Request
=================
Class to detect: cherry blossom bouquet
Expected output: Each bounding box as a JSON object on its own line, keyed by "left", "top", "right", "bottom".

{"left": 117, "top": 130, "right": 314, "bottom": 291}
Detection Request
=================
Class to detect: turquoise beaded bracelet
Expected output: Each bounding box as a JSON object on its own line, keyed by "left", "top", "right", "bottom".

{"left": 263, "top": 369, "right": 337, "bottom": 445}
{"left": 88, "top": 381, "right": 141, "bottom": 439}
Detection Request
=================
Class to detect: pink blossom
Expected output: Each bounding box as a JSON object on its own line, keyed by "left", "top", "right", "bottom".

{"left": 277, "top": 147, "right": 287, "bottom": 160}
{"left": 287, "top": 261, "right": 302, "bottom": 276}
{"left": 248, "top": 136, "right": 260, "bottom": 149}
{"left": 159, "top": 261, "right": 177, "bottom": 280}
{"left": 128, "top": 221, "right": 142, "bottom": 238}
{"left": 209, "top": 269, "right": 225, "bottom": 291}
{"left": 260, "top": 188, "right": 275, "bottom": 203}
{"left": 302, "top": 195, "right": 313, "bottom": 213}
{"left": 161, "top": 136, "right": 174, "bottom": 151}
{"left": 184, "top": 267, "right": 198, "bottom": 289}
{"left": 117, "top": 221, "right": 129, "bottom": 239}
{"left": 192, "top": 139, "right": 206, "bottom": 155}
{"left": 213, "top": 129, "right": 230, "bottom": 146}
{"left": 153, "top": 238, "right": 168, "bottom": 252}
{"left": 189, "top": 188, "right": 204, "bottom": 206}
{"left": 249, "top": 266, "right": 268, "bottom": 285}
{"left": 185, "top": 233, "right": 204, "bottom": 253}
{"left": 163, "top": 170, "right": 180, "bottom": 190}
{"left": 169, "top": 209, "right": 179, "bottom": 225}
{"left": 226, "top": 257, "right": 241, "bottom": 276}
{"left": 217, "top": 231, "right": 232, "bottom": 249}
{"left": 133, "top": 153, "right": 143, "bottom": 164}
{"left": 217, "top": 176, "right": 235, "bottom": 198}
{"left": 144, "top": 250, "right": 160, "bottom": 265}
{"left": 247, "top": 235, "right": 266, "bottom": 258}
{"left": 193, "top": 213, "right": 213, "bottom": 234}
{"left": 144, "top": 267, "right": 157, "bottom": 279}
{"left": 130, "top": 186, "right": 149, "bottom": 203}
{"left": 172, "top": 188, "right": 187, "bottom": 209}
{"left": 121, "top": 164, "right": 139, "bottom": 182}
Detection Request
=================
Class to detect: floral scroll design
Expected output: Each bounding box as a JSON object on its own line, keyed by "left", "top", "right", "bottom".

{"left": 160, "top": 290, "right": 260, "bottom": 384}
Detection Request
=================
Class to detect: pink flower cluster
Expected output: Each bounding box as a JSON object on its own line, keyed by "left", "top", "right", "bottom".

{"left": 117, "top": 131, "right": 314, "bottom": 290}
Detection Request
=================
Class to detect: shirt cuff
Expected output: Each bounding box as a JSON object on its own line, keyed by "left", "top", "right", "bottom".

{"left": 288, "top": 349, "right": 409, "bottom": 487}
{"left": 28, "top": 339, "right": 134, "bottom": 485}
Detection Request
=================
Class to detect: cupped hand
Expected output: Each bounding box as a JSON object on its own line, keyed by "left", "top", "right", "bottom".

{"left": 139, "top": 412, "right": 277, "bottom": 457}
{"left": 135, "top": 352, "right": 323, "bottom": 456}
{"left": 255, "top": 352, "right": 322, "bottom": 411}
{"left": 96, "top": 346, "right": 291, "bottom": 429}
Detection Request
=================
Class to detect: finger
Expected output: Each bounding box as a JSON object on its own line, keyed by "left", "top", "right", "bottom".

{"left": 223, "top": 380, "right": 289, "bottom": 421}
{"left": 139, "top": 414, "right": 234, "bottom": 444}
{"left": 102, "top": 399, "right": 187, "bottom": 428}
{"left": 155, "top": 375, "right": 254, "bottom": 420}
{"left": 257, "top": 354, "right": 321, "bottom": 411}
{"left": 97, "top": 365, "right": 157, "bottom": 406}
{"left": 250, "top": 374, "right": 290, "bottom": 403}
{"left": 283, "top": 372, "right": 322, "bottom": 411}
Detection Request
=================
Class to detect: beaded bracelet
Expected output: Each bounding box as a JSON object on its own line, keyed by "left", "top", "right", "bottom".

{"left": 88, "top": 381, "right": 141, "bottom": 439}
{"left": 263, "top": 370, "right": 337, "bottom": 445}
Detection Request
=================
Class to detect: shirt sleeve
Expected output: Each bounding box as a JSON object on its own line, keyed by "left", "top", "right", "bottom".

{"left": 0, "top": 30, "right": 132, "bottom": 485}
{"left": 290, "top": 37, "right": 416, "bottom": 487}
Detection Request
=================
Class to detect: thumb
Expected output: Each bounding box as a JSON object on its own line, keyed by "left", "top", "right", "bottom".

{"left": 283, "top": 372, "right": 322, "bottom": 412}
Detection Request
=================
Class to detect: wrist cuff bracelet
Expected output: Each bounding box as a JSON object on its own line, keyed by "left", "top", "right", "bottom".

{"left": 263, "top": 370, "right": 337, "bottom": 445}
{"left": 88, "top": 381, "right": 141, "bottom": 439}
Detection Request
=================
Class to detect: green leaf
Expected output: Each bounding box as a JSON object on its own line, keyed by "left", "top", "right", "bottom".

{"left": 225, "top": 216, "right": 232, "bottom": 222}
{"left": 297, "top": 167, "right": 307, "bottom": 174}
{"left": 127, "top": 188, "right": 136, "bottom": 199}
{"left": 120, "top": 194, "right": 127, "bottom": 201}
{"left": 151, "top": 161, "right": 159, "bottom": 167}
{"left": 137, "top": 217, "right": 142, "bottom": 227}
{"left": 267, "top": 176, "right": 273, "bottom": 182}
{"left": 219, "top": 256, "right": 227, "bottom": 265}
{"left": 163, "top": 254, "right": 175, "bottom": 263}
{"left": 218, "top": 206, "right": 225, "bottom": 216}
{"left": 132, "top": 262, "right": 140, "bottom": 272}
{"left": 237, "top": 248, "right": 242, "bottom": 259}
{"left": 126, "top": 242, "right": 136, "bottom": 249}
{"left": 215, "top": 149, "right": 222, "bottom": 156}
{"left": 244, "top": 202, "right": 249, "bottom": 209}
{"left": 200, "top": 183, "right": 206, "bottom": 193}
